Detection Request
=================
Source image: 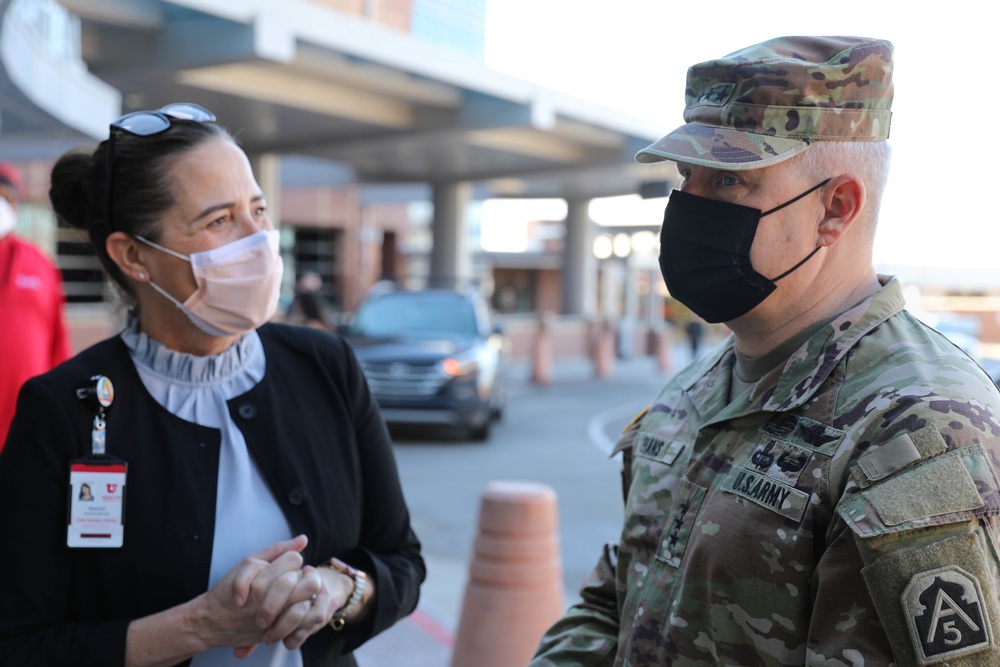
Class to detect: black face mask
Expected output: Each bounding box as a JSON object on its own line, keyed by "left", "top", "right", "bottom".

{"left": 658, "top": 179, "right": 830, "bottom": 324}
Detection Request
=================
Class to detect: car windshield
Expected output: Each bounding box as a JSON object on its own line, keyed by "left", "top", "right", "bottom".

{"left": 352, "top": 293, "right": 479, "bottom": 338}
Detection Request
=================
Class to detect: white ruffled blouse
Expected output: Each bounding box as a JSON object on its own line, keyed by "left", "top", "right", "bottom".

{"left": 121, "top": 321, "right": 303, "bottom": 667}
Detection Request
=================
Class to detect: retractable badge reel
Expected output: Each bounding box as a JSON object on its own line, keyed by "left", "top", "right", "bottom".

{"left": 67, "top": 375, "right": 127, "bottom": 548}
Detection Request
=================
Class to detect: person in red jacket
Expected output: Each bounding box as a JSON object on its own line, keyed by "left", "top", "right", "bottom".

{"left": 0, "top": 161, "right": 72, "bottom": 447}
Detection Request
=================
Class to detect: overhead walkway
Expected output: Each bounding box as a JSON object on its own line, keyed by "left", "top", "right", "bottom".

{"left": 0, "top": 0, "right": 119, "bottom": 152}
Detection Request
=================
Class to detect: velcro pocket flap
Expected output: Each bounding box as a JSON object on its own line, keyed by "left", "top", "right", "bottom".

{"left": 851, "top": 429, "right": 948, "bottom": 490}
{"left": 870, "top": 453, "right": 982, "bottom": 526}
{"left": 840, "top": 447, "right": 992, "bottom": 538}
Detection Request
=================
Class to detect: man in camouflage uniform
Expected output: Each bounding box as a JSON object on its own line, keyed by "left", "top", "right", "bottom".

{"left": 529, "top": 36, "right": 1000, "bottom": 666}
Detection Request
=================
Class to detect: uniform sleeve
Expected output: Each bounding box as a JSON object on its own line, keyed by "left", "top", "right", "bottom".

{"left": 0, "top": 378, "right": 130, "bottom": 666}
{"left": 836, "top": 426, "right": 1000, "bottom": 666}
{"left": 528, "top": 418, "right": 646, "bottom": 666}
{"left": 528, "top": 543, "right": 620, "bottom": 667}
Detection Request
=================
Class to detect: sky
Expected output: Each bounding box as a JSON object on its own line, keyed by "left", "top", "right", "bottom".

{"left": 481, "top": 1, "right": 997, "bottom": 273}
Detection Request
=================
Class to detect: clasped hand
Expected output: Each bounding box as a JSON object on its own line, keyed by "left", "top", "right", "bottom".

{"left": 195, "top": 535, "right": 335, "bottom": 657}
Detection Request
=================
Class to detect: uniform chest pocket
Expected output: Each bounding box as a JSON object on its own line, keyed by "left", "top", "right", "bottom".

{"left": 654, "top": 478, "right": 707, "bottom": 568}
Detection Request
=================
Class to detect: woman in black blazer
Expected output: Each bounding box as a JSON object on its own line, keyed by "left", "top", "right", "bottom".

{"left": 0, "top": 103, "right": 424, "bottom": 666}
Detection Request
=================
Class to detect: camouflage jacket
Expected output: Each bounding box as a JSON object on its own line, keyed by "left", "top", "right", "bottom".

{"left": 531, "top": 277, "right": 1000, "bottom": 666}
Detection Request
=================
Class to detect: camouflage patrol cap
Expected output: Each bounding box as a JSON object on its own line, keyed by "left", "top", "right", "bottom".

{"left": 636, "top": 36, "right": 893, "bottom": 170}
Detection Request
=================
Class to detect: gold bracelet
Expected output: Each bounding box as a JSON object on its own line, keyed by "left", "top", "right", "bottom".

{"left": 319, "top": 557, "right": 367, "bottom": 631}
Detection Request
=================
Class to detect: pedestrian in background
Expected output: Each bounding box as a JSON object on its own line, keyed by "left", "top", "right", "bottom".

{"left": 683, "top": 317, "right": 703, "bottom": 357}
{"left": 530, "top": 36, "right": 1000, "bottom": 666}
{"left": 286, "top": 270, "right": 334, "bottom": 331}
{"left": 0, "top": 161, "right": 71, "bottom": 448}
{"left": 0, "top": 103, "right": 424, "bottom": 666}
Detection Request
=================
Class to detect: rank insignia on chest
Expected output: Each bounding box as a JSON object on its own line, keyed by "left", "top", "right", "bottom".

{"left": 761, "top": 413, "right": 844, "bottom": 454}
{"left": 903, "top": 566, "right": 993, "bottom": 664}
{"left": 744, "top": 437, "right": 815, "bottom": 487}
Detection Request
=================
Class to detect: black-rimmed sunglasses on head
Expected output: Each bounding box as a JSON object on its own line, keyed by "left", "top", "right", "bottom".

{"left": 105, "top": 103, "right": 216, "bottom": 232}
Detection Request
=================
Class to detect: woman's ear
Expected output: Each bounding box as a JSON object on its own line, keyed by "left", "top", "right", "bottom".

{"left": 105, "top": 231, "right": 149, "bottom": 283}
{"left": 817, "top": 173, "right": 866, "bottom": 247}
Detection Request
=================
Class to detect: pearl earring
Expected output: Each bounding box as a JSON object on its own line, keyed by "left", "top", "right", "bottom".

{"left": 138, "top": 272, "right": 146, "bottom": 280}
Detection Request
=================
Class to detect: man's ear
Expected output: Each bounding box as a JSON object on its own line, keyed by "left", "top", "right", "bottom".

{"left": 105, "top": 231, "right": 149, "bottom": 283}
{"left": 817, "top": 173, "right": 866, "bottom": 247}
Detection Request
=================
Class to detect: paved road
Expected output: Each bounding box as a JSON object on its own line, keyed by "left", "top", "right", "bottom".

{"left": 354, "top": 350, "right": 692, "bottom": 666}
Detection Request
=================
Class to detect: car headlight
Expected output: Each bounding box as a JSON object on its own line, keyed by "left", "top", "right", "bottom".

{"left": 439, "top": 353, "right": 479, "bottom": 378}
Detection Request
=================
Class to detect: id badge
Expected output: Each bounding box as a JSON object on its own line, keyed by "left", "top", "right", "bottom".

{"left": 68, "top": 458, "right": 127, "bottom": 548}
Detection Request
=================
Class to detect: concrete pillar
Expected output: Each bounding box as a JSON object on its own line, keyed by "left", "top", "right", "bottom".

{"left": 646, "top": 268, "right": 662, "bottom": 328}
{"left": 620, "top": 258, "right": 637, "bottom": 358}
{"left": 429, "top": 181, "right": 471, "bottom": 289}
{"left": 561, "top": 197, "right": 595, "bottom": 317}
{"left": 247, "top": 153, "right": 281, "bottom": 227}
{"left": 601, "top": 260, "right": 623, "bottom": 320}
{"left": 246, "top": 152, "right": 291, "bottom": 298}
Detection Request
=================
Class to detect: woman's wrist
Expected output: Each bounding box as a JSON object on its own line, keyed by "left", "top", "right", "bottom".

{"left": 323, "top": 558, "right": 366, "bottom": 629}
{"left": 182, "top": 593, "right": 215, "bottom": 653}
{"left": 317, "top": 559, "right": 372, "bottom": 628}
{"left": 125, "top": 597, "right": 210, "bottom": 667}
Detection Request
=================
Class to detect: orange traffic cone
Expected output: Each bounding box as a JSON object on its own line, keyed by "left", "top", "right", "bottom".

{"left": 449, "top": 480, "right": 564, "bottom": 667}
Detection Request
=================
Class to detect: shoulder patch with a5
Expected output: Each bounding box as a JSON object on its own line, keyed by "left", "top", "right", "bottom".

{"left": 860, "top": 531, "right": 1000, "bottom": 666}
{"left": 903, "top": 565, "right": 993, "bottom": 664}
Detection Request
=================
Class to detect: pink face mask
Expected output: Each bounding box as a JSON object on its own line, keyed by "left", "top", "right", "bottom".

{"left": 137, "top": 230, "right": 284, "bottom": 337}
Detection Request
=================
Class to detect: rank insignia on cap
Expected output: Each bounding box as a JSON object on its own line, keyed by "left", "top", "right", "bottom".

{"left": 903, "top": 566, "right": 993, "bottom": 664}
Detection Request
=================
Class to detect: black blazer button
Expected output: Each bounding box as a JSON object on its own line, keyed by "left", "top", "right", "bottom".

{"left": 288, "top": 487, "right": 306, "bottom": 506}
{"left": 237, "top": 402, "right": 257, "bottom": 420}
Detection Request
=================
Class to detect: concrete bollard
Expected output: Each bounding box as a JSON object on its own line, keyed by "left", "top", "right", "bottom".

{"left": 656, "top": 325, "right": 673, "bottom": 374}
{"left": 593, "top": 319, "right": 615, "bottom": 379}
{"left": 450, "top": 480, "right": 565, "bottom": 667}
{"left": 531, "top": 312, "right": 553, "bottom": 386}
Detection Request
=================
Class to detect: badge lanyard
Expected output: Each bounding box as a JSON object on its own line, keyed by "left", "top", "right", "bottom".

{"left": 67, "top": 375, "right": 128, "bottom": 548}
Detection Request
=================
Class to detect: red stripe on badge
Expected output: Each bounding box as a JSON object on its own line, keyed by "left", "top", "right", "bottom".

{"left": 72, "top": 464, "right": 126, "bottom": 473}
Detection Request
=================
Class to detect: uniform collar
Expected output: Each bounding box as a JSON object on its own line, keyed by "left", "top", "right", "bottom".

{"left": 679, "top": 275, "right": 906, "bottom": 425}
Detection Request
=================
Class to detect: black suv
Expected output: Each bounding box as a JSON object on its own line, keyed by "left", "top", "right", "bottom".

{"left": 342, "top": 287, "right": 509, "bottom": 440}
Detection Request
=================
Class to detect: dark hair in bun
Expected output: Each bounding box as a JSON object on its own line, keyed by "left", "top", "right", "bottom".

{"left": 48, "top": 119, "right": 233, "bottom": 300}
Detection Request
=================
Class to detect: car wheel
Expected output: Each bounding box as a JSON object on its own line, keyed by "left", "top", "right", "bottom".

{"left": 467, "top": 418, "right": 491, "bottom": 442}
{"left": 490, "top": 384, "right": 507, "bottom": 421}
{"left": 490, "top": 398, "right": 505, "bottom": 422}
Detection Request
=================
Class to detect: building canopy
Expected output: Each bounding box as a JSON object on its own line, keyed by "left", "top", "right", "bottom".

{"left": 2, "top": 0, "right": 676, "bottom": 198}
